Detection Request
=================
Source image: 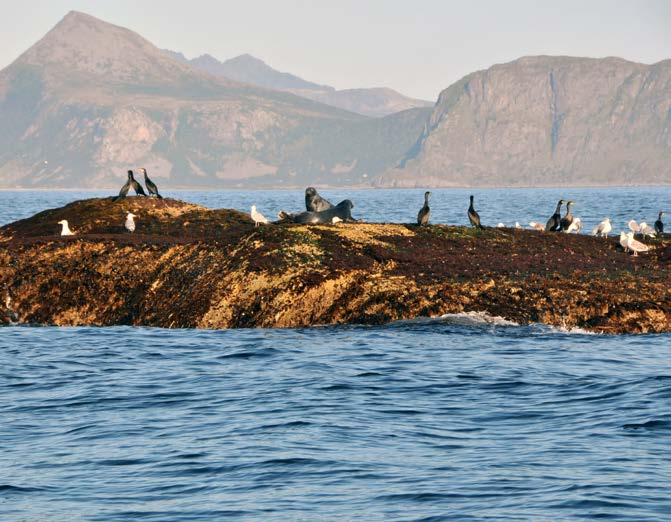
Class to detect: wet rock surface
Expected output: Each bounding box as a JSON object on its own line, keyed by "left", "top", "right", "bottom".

{"left": 1, "top": 197, "right": 669, "bottom": 333}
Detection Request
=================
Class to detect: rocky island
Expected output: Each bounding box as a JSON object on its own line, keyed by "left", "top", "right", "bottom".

{"left": 0, "top": 197, "right": 669, "bottom": 333}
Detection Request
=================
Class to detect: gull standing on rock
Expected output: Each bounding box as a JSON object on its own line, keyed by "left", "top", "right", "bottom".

{"left": 619, "top": 231, "right": 629, "bottom": 252}
{"left": 625, "top": 232, "right": 650, "bottom": 256}
{"left": 529, "top": 222, "right": 545, "bottom": 231}
{"left": 125, "top": 213, "right": 137, "bottom": 233}
{"left": 591, "top": 218, "right": 612, "bottom": 238}
{"left": 628, "top": 220, "right": 641, "bottom": 235}
{"left": 251, "top": 205, "right": 269, "bottom": 227}
{"left": 417, "top": 191, "right": 431, "bottom": 226}
{"left": 566, "top": 217, "right": 582, "bottom": 233}
{"left": 58, "top": 220, "right": 75, "bottom": 236}
{"left": 639, "top": 222, "right": 656, "bottom": 239}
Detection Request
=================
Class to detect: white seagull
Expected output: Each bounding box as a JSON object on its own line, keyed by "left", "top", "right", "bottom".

{"left": 57, "top": 219, "right": 75, "bottom": 236}
{"left": 628, "top": 220, "right": 641, "bottom": 234}
{"left": 496, "top": 222, "right": 505, "bottom": 228}
{"left": 332, "top": 216, "right": 343, "bottom": 224}
{"left": 565, "top": 217, "right": 582, "bottom": 233}
{"left": 515, "top": 222, "right": 522, "bottom": 229}
{"left": 619, "top": 231, "right": 629, "bottom": 252}
{"left": 625, "top": 232, "right": 650, "bottom": 256}
{"left": 592, "top": 218, "right": 612, "bottom": 237}
{"left": 529, "top": 222, "right": 545, "bottom": 231}
{"left": 639, "top": 222, "right": 656, "bottom": 239}
{"left": 125, "top": 213, "right": 137, "bottom": 233}
{"left": 250, "top": 205, "right": 269, "bottom": 227}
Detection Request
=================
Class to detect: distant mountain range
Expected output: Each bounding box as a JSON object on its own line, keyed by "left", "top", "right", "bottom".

{"left": 0, "top": 11, "right": 430, "bottom": 189}
{"left": 163, "top": 50, "right": 433, "bottom": 118}
{"left": 0, "top": 11, "right": 669, "bottom": 189}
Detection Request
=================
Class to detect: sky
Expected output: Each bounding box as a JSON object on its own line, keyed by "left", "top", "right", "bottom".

{"left": 0, "top": 0, "right": 670, "bottom": 100}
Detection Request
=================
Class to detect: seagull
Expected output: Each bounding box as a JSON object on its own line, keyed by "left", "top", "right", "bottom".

{"left": 515, "top": 222, "right": 522, "bottom": 229}
{"left": 628, "top": 220, "right": 641, "bottom": 234}
{"left": 332, "top": 216, "right": 343, "bottom": 224}
{"left": 639, "top": 222, "right": 656, "bottom": 239}
{"left": 654, "top": 212, "right": 665, "bottom": 236}
{"left": 496, "top": 222, "right": 505, "bottom": 228}
{"left": 125, "top": 212, "right": 137, "bottom": 233}
{"left": 529, "top": 222, "right": 545, "bottom": 231}
{"left": 591, "top": 218, "right": 612, "bottom": 238}
{"left": 251, "top": 205, "right": 269, "bottom": 227}
{"left": 139, "top": 168, "right": 162, "bottom": 198}
{"left": 57, "top": 220, "right": 75, "bottom": 236}
{"left": 565, "top": 217, "right": 582, "bottom": 233}
{"left": 625, "top": 232, "right": 650, "bottom": 257}
{"left": 619, "top": 231, "right": 629, "bottom": 252}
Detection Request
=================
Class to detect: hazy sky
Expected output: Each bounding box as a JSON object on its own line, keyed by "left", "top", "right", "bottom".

{"left": 1, "top": 0, "right": 670, "bottom": 100}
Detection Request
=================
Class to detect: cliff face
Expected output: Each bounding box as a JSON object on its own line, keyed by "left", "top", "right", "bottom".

{"left": 1, "top": 198, "right": 669, "bottom": 333}
{"left": 0, "top": 11, "right": 429, "bottom": 189}
{"left": 380, "top": 56, "right": 671, "bottom": 187}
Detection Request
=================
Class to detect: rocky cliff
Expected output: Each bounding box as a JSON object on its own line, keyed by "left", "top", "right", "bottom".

{"left": 1, "top": 198, "right": 669, "bottom": 333}
{"left": 380, "top": 56, "right": 671, "bottom": 187}
{"left": 0, "top": 11, "right": 429, "bottom": 189}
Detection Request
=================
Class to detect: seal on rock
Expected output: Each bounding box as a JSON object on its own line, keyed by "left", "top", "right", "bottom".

{"left": 305, "top": 187, "right": 334, "bottom": 212}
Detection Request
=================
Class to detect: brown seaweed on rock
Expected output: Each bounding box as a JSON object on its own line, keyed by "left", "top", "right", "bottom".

{"left": 0, "top": 197, "right": 669, "bottom": 334}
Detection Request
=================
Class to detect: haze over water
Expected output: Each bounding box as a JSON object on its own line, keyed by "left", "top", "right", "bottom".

{"left": 1, "top": 188, "right": 670, "bottom": 520}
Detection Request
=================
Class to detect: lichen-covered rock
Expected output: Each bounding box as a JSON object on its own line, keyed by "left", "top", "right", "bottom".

{"left": 1, "top": 197, "right": 669, "bottom": 333}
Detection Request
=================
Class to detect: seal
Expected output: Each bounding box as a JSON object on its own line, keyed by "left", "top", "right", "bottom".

{"left": 305, "top": 187, "right": 334, "bottom": 212}
{"left": 279, "top": 199, "right": 356, "bottom": 224}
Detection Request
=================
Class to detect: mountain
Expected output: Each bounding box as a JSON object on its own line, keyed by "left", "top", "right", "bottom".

{"left": 0, "top": 11, "right": 430, "bottom": 189}
{"left": 165, "top": 50, "right": 433, "bottom": 117}
{"left": 378, "top": 56, "right": 671, "bottom": 187}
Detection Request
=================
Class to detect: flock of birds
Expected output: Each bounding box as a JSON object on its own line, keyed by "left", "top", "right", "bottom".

{"left": 56, "top": 177, "right": 666, "bottom": 258}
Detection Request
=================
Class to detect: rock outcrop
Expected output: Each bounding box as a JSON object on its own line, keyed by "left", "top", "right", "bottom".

{"left": 380, "top": 56, "right": 671, "bottom": 187}
{"left": 1, "top": 198, "right": 669, "bottom": 333}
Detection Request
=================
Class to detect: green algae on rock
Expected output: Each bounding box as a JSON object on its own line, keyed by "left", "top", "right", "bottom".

{"left": 1, "top": 197, "right": 669, "bottom": 333}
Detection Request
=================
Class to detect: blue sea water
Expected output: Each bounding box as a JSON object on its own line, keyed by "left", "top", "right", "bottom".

{"left": 1, "top": 189, "right": 670, "bottom": 520}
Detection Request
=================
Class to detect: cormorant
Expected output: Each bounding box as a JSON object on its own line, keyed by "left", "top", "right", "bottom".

{"left": 560, "top": 201, "right": 575, "bottom": 231}
{"left": 305, "top": 187, "right": 334, "bottom": 212}
{"left": 468, "top": 195, "right": 484, "bottom": 229}
{"left": 251, "top": 205, "right": 269, "bottom": 226}
{"left": 655, "top": 212, "right": 665, "bottom": 236}
{"left": 417, "top": 191, "right": 431, "bottom": 225}
{"left": 140, "top": 168, "right": 162, "bottom": 198}
{"left": 545, "top": 199, "right": 565, "bottom": 232}
{"left": 591, "top": 218, "right": 612, "bottom": 237}
{"left": 114, "top": 170, "right": 145, "bottom": 201}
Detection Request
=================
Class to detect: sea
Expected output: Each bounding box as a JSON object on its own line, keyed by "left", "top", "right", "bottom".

{"left": 1, "top": 187, "right": 670, "bottom": 521}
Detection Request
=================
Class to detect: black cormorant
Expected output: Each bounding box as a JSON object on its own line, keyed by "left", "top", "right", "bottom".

{"left": 114, "top": 171, "right": 133, "bottom": 201}
{"left": 655, "top": 212, "right": 665, "bottom": 236}
{"left": 468, "top": 195, "right": 484, "bottom": 229}
{"left": 417, "top": 191, "right": 431, "bottom": 225}
{"left": 129, "top": 171, "right": 146, "bottom": 196}
{"left": 140, "top": 168, "right": 162, "bottom": 198}
{"left": 545, "top": 199, "right": 565, "bottom": 232}
{"left": 560, "top": 201, "right": 575, "bottom": 231}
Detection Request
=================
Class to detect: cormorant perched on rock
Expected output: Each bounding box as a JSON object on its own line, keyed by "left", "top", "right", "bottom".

{"left": 545, "top": 199, "right": 565, "bottom": 232}
{"left": 560, "top": 201, "right": 575, "bottom": 231}
{"left": 305, "top": 187, "right": 334, "bottom": 212}
{"left": 654, "top": 212, "right": 665, "bottom": 236}
{"left": 417, "top": 191, "right": 431, "bottom": 225}
{"left": 468, "top": 195, "right": 484, "bottom": 229}
{"left": 114, "top": 170, "right": 146, "bottom": 201}
{"left": 140, "top": 168, "right": 162, "bottom": 198}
